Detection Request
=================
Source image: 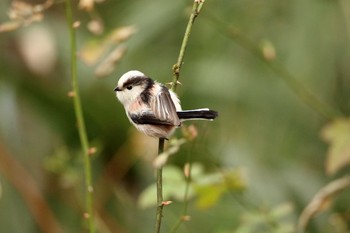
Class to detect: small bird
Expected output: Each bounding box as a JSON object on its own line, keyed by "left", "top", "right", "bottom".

{"left": 114, "top": 70, "right": 218, "bottom": 139}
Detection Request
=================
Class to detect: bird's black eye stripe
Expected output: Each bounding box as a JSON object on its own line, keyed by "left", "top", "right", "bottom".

{"left": 123, "top": 77, "right": 145, "bottom": 89}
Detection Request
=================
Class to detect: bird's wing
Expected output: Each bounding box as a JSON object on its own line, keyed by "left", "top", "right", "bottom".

{"left": 151, "top": 86, "right": 180, "bottom": 126}
{"left": 129, "top": 112, "right": 174, "bottom": 125}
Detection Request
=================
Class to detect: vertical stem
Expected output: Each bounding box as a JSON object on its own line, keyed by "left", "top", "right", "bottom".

{"left": 64, "top": 1, "right": 95, "bottom": 233}
{"left": 155, "top": 138, "right": 165, "bottom": 233}
{"left": 171, "top": 1, "right": 204, "bottom": 92}
{"left": 154, "top": 1, "right": 205, "bottom": 233}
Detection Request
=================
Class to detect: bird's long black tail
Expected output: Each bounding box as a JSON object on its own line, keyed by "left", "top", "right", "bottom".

{"left": 177, "top": 108, "right": 218, "bottom": 121}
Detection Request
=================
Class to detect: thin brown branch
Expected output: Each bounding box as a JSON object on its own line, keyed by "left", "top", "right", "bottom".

{"left": 297, "top": 176, "right": 350, "bottom": 233}
{"left": 0, "top": 142, "right": 65, "bottom": 233}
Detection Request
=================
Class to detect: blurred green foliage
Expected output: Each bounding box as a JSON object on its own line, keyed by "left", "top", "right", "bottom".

{"left": 0, "top": 0, "right": 350, "bottom": 233}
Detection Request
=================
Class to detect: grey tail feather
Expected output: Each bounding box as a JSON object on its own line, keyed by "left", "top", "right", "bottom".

{"left": 177, "top": 108, "right": 218, "bottom": 120}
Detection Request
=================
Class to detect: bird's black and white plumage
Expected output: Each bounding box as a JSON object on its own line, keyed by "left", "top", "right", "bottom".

{"left": 114, "top": 70, "right": 218, "bottom": 139}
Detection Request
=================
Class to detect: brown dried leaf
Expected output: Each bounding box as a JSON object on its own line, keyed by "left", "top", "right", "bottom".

{"left": 87, "top": 19, "right": 104, "bottom": 35}
{"left": 9, "top": 1, "right": 34, "bottom": 20}
{"left": 321, "top": 118, "right": 350, "bottom": 175}
{"left": 184, "top": 163, "right": 190, "bottom": 178}
{"left": 108, "top": 25, "right": 137, "bottom": 43}
{"left": 1, "top": 0, "right": 48, "bottom": 33}
{"left": 94, "top": 46, "right": 127, "bottom": 78}
{"left": 9, "top": 0, "right": 53, "bottom": 20}
{"left": 79, "top": 0, "right": 95, "bottom": 11}
{"left": 24, "top": 13, "right": 44, "bottom": 26}
{"left": 261, "top": 40, "right": 276, "bottom": 61}
{"left": 153, "top": 153, "right": 169, "bottom": 168}
{"left": 0, "top": 21, "right": 22, "bottom": 32}
{"left": 79, "top": 25, "right": 136, "bottom": 65}
{"left": 182, "top": 124, "right": 198, "bottom": 141}
{"left": 79, "top": 40, "right": 109, "bottom": 65}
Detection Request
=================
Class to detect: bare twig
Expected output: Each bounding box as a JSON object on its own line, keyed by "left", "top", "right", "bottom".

{"left": 155, "top": 138, "right": 165, "bottom": 233}
{"left": 154, "top": 1, "right": 205, "bottom": 233}
{"left": 171, "top": 0, "right": 205, "bottom": 92}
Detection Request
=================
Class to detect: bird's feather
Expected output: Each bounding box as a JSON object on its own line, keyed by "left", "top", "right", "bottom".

{"left": 129, "top": 112, "right": 174, "bottom": 125}
{"left": 151, "top": 86, "right": 181, "bottom": 126}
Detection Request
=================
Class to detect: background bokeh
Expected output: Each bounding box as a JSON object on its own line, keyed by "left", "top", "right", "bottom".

{"left": 0, "top": 0, "right": 350, "bottom": 232}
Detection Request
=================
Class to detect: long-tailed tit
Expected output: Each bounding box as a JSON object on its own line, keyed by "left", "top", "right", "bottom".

{"left": 114, "top": 70, "right": 218, "bottom": 139}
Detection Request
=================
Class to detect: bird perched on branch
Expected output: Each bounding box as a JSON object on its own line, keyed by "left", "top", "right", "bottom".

{"left": 114, "top": 70, "right": 218, "bottom": 139}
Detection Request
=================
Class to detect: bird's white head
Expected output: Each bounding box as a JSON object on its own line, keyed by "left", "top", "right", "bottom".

{"left": 114, "top": 70, "right": 154, "bottom": 107}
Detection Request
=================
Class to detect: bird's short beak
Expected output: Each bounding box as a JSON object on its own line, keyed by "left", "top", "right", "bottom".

{"left": 114, "top": 86, "right": 121, "bottom": 92}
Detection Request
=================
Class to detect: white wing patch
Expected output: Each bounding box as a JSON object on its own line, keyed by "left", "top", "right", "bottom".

{"left": 151, "top": 87, "right": 180, "bottom": 126}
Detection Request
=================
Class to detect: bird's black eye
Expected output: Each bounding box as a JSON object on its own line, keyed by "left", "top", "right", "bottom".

{"left": 126, "top": 86, "right": 132, "bottom": 90}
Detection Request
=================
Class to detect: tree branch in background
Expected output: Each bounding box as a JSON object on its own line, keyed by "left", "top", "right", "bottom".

{"left": 64, "top": 1, "right": 95, "bottom": 232}
{"left": 297, "top": 176, "right": 350, "bottom": 233}
{"left": 204, "top": 12, "right": 342, "bottom": 120}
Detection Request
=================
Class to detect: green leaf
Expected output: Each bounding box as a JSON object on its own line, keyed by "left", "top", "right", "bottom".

{"left": 236, "top": 203, "right": 294, "bottom": 233}
{"left": 190, "top": 163, "right": 205, "bottom": 179}
{"left": 138, "top": 183, "right": 157, "bottom": 209}
{"left": 138, "top": 165, "right": 247, "bottom": 209}
{"left": 152, "top": 138, "right": 186, "bottom": 168}
{"left": 138, "top": 165, "right": 192, "bottom": 209}
{"left": 270, "top": 202, "right": 294, "bottom": 219}
{"left": 194, "top": 168, "right": 247, "bottom": 209}
{"left": 162, "top": 165, "right": 183, "bottom": 182}
{"left": 195, "top": 185, "right": 226, "bottom": 209}
{"left": 321, "top": 118, "right": 350, "bottom": 175}
{"left": 222, "top": 169, "right": 247, "bottom": 191}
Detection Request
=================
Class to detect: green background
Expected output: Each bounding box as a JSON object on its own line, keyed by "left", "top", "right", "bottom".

{"left": 0, "top": 0, "right": 349, "bottom": 232}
